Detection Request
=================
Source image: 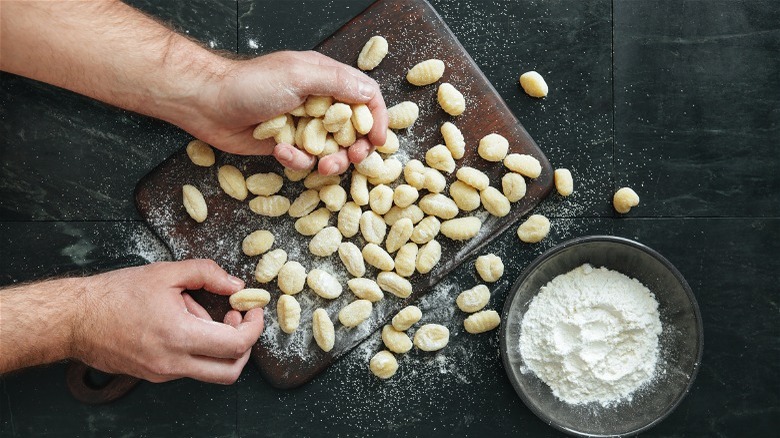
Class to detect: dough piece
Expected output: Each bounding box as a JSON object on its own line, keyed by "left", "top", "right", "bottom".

{"left": 475, "top": 254, "right": 504, "bottom": 283}
{"left": 294, "top": 117, "right": 312, "bottom": 147}
{"left": 319, "top": 184, "right": 347, "bottom": 212}
{"left": 289, "top": 104, "right": 307, "bottom": 117}
{"left": 413, "top": 324, "right": 449, "bottom": 351}
{"left": 288, "top": 189, "right": 321, "bottom": 218}
{"left": 367, "top": 157, "right": 403, "bottom": 186}
{"left": 437, "top": 82, "right": 465, "bottom": 116}
{"left": 304, "top": 173, "right": 340, "bottom": 189}
{"left": 463, "top": 310, "right": 501, "bottom": 334}
{"left": 406, "top": 59, "right": 445, "bottom": 86}
{"left": 338, "top": 299, "right": 373, "bottom": 328}
{"left": 347, "top": 278, "right": 384, "bottom": 302}
{"left": 337, "top": 201, "right": 361, "bottom": 238}
{"left": 416, "top": 240, "right": 441, "bottom": 274}
{"left": 383, "top": 205, "right": 424, "bottom": 226}
{"left": 478, "top": 133, "right": 509, "bottom": 162}
{"left": 354, "top": 151, "right": 384, "bottom": 178}
{"left": 218, "top": 165, "right": 248, "bottom": 201}
{"left": 423, "top": 167, "right": 447, "bottom": 193}
{"left": 440, "top": 217, "right": 482, "bottom": 240}
{"left": 425, "top": 144, "right": 456, "bottom": 173}
{"left": 246, "top": 172, "right": 283, "bottom": 196}
{"left": 338, "top": 242, "right": 366, "bottom": 278}
{"left": 376, "top": 129, "right": 399, "bottom": 154}
{"left": 182, "top": 184, "right": 207, "bottom": 223}
{"left": 255, "top": 249, "right": 287, "bottom": 283}
{"left": 362, "top": 243, "right": 395, "bottom": 271}
{"left": 350, "top": 172, "right": 370, "bottom": 206}
{"left": 312, "top": 308, "right": 335, "bottom": 352}
{"left": 389, "top": 186, "right": 417, "bottom": 210}
{"left": 613, "top": 187, "right": 640, "bottom": 213}
{"left": 229, "top": 288, "right": 271, "bottom": 311}
{"left": 334, "top": 117, "right": 357, "bottom": 147}
{"left": 357, "top": 35, "right": 389, "bottom": 71}
{"left": 440, "top": 122, "right": 465, "bottom": 159}
{"left": 480, "top": 186, "right": 511, "bottom": 217}
{"left": 305, "top": 95, "right": 333, "bottom": 118}
{"left": 403, "top": 159, "right": 426, "bottom": 189}
{"left": 517, "top": 214, "right": 551, "bottom": 243}
{"left": 519, "top": 71, "right": 548, "bottom": 98}
{"left": 242, "top": 230, "right": 274, "bottom": 256}
{"left": 277, "top": 294, "right": 301, "bottom": 334}
{"left": 252, "top": 114, "right": 287, "bottom": 140}
{"left": 456, "top": 167, "right": 490, "bottom": 191}
{"left": 360, "top": 210, "right": 387, "bottom": 244}
{"left": 307, "top": 269, "right": 342, "bottom": 299}
{"left": 554, "top": 168, "right": 574, "bottom": 196}
{"left": 377, "top": 272, "right": 412, "bottom": 298}
{"left": 369, "top": 184, "right": 394, "bottom": 215}
{"left": 369, "top": 350, "right": 398, "bottom": 379}
{"left": 284, "top": 167, "right": 310, "bottom": 182}
{"left": 277, "top": 261, "right": 306, "bottom": 295}
{"left": 294, "top": 207, "right": 331, "bottom": 236}
{"left": 323, "top": 103, "right": 352, "bottom": 133}
{"left": 249, "top": 195, "right": 290, "bottom": 217}
{"left": 502, "top": 173, "right": 527, "bottom": 202}
{"left": 387, "top": 101, "right": 419, "bottom": 130}
{"left": 274, "top": 114, "right": 296, "bottom": 145}
{"left": 351, "top": 103, "right": 374, "bottom": 135}
{"left": 449, "top": 181, "right": 481, "bottom": 212}
{"left": 410, "top": 216, "right": 441, "bottom": 244}
{"left": 504, "top": 153, "right": 542, "bottom": 179}
{"left": 382, "top": 325, "right": 412, "bottom": 353}
{"left": 394, "top": 243, "right": 418, "bottom": 277}
{"left": 309, "top": 226, "right": 342, "bottom": 257}
{"left": 456, "top": 284, "right": 490, "bottom": 313}
{"left": 385, "top": 217, "right": 414, "bottom": 253}
{"left": 392, "top": 306, "right": 422, "bottom": 331}
{"left": 318, "top": 135, "right": 340, "bottom": 157}
{"left": 186, "top": 140, "right": 215, "bottom": 167}
{"left": 302, "top": 117, "right": 328, "bottom": 155}
{"left": 419, "top": 194, "right": 458, "bottom": 219}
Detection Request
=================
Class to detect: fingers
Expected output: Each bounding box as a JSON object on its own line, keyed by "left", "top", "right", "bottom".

{"left": 365, "top": 92, "right": 388, "bottom": 147}
{"left": 291, "top": 52, "right": 381, "bottom": 105}
{"left": 182, "top": 292, "right": 213, "bottom": 320}
{"left": 167, "top": 259, "right": 244, "bottom": 296}
{"left": 183, "top": 350, "right": 252, "bottom": 385}
{"left": 273, "top": 143, "right": 316, "bottom": 170}
{"left": 182, "top": 308, "right": 264, "bottom": 360}
{"left": 317, "top": 147, "right": 350, "bottom": 175}
{"left": 347, "top": 137, "right": 376, "bottom": 164}
{"left": 223, "top": 310, "right": 242, "bottom": 328}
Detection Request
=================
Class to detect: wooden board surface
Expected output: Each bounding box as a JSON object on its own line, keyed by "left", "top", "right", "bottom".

{"left": 135, "top": 0, "right": 553, "bottom": 389}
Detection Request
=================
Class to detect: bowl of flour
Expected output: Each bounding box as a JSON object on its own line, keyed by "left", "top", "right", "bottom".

{"left": 500, "top": 235, "right": 703, "bottom": 437}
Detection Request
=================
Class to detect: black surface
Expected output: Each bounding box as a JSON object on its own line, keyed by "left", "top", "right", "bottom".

{"left": 1, "top": 0, "right": 779, "bottom": 436}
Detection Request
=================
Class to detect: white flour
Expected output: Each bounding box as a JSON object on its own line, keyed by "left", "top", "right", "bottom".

{"left": 519, "top": 264, "right": 662, "bottom": 406}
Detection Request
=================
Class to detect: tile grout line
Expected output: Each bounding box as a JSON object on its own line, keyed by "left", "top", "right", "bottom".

{"left": 611, "top": 0, "right": 616, "bottom": 205}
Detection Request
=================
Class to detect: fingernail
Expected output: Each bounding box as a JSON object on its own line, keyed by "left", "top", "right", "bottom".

{"left": 277, "top": 148, "right": 293, "bottom": 162}
{"left": 322, "top": 163, "right": 338, "bottom": 175}
{"left": 358, "top": 80, "right": 374, "bottom": 99}
{"left": 227, "top": 275, "right": 243, "bottom": 288}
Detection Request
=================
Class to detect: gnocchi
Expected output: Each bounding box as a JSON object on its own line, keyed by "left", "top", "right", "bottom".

{"left": 423, "top": 167, "right": 447, "bottom": 193}
{"left": 351, "top": 103, "right": 374, "bottom": 135}
{"left": 246, "top": 172, "right": 283, "bottom": 196}
{"left": 475, "top": 254, "right": 504, "bottom": 283}
{"left": 284, "top": 167, "right": 310, "bottom": 182}
{"left": 338, "top": 299, "right": 372, "bottom": 328}
{"left": 255, "top": 249, "right": 288, "bottom": 283}
{"left": 419, "top": 194, "right": 459, "bottom": 219}
{"left": 504, "top": 153, "right": 542, "bottom": 179}
{"left": 357, "top": 35, "right": 389, "bottom": 71}
{"left": 480, "top": 186, "right": 511, "bottom": 217}
{"left": 385, "top": 217, "right": 414, "bottom": 253}
{"left": 425, "top": 144, "right": 456, "bottom": 173}
{"left": 440, "top": 217, "right": 482, "bottom": 240}
{"left": 392, "top": 306, "right": 422, "bottom": 331}
{"left": 369, "top": 350, "right": 398, "bottom": 379}
{"left": 369, "top": 184, "right": 394, "bottom": 215}
{"left": 478, "top": 133, "right": 509, "bottom": 162}
{"left": 294, "top": 207, "right": 330, "bottom": 236}
{"left": 456, "top": 167, "right": 490, "bottom": 191}
{"left": 502, "top": 172, "right": 527, "bottom": 202}
{"left": 294, "top": 117, "right": 312, "bottom": 147}
{"left": 288, "top": 189, "right": 321, "bottom": 218}
{"left": 347, "top": 278, "right": 384, "bottom": 302}
{"left": 463, "top": 310, "right": 501, "bottom": 334}
{"left": 449, "top": 181, "right": 481, "bottom": 212}
{"left": 319, "top": 184, "right": 347, "bottom": 212}
{"left": 516, "top": 214, "right": 551, "bottom": 243}
{"left": 403, "top": 159, "right": 426, "bottom": 189}
{"left": 437, "top": 82, "right": 465, "bottom": 116}
{"left": 393, "top": 184, "right": 419, "bottom": 208}
{"left": 186, "top": 140, "right": 215, "bottom": 167}
{"left": 337, "top": 201, "right": 361, "bottom": 238}
{"left": 274, "top": 114, "right": 296, "bottom": 145}
{"left": 519, "top": 71, "right": 548, "bottom": 98}
{"left": 242, "top": 230, "right": 274, "bottom": 256}
{"left": 416, "top": 240, "right": 441, "bottom": 274}
{"left": 440, "top": 122, "right": 465, "bottom": 159}
{"left": 554, "top": 168, "right": 574, "bottom": 196}
{"left": 312, "top": 308, "right": 335, "bottom": 352}
{"left": 290, "top": 104, "right": 307, "bottom": 117}
{"left": 410, "top": 215, "right": 441, "bottom": 245}
{"left": 387, "top": 101, "right": 419, "bottom": 130}
{"left": 182, "top": 184, "right": 207, "bottom": 223}
{"left": 229, "top": 288, "right": 270, "bottom": 311}
{"left": 277, "top": 294, "right": 301, "bottom": 334}
{"left": 456, "top": 284, "right": 490, "bottom": 313}
{"left": 278, "top": 261, "right": 306, "bottom": 295}
{"left": 338, "top": 242, "right": 366, "bottom": 278}
{"left": 384, "top": 205, "right": 424, "bottom": 226}
{"left": 413, "top": 324, "right": 450, "bottom": 351}
{"left": 362, "top": 243, "right": 395, "bottom": 271}
{"left": 307, "top": 269, "right": 343, "bottom": 299}
{"left": 304, "top": 95, "right": 333, "bottom": 118}
{"left": 249, "top": 195, "right": 291, "bottom": 217}
{"left": 350, "top": 172, "right": 370, "bottom": 206}
{"left": 406, "top": 59, "right": 445, "bottom": 86}
{"left": 323, "top": 103, "right": 352, "bottom": 133}
{"left": 613, "top": 187, "right": 639, "bottom": 213}
{"left": 309, "top": 226, "right": 342, "bottom": 257}
{"left": 377, "top": 271, "right": 412, "bottom": 298}
{"left": 319, "top": 136, "right": 340, "bottom": 157}
{"left": 252, "top": 114, "right": 287, "bottom": 140}
{"left": 367, "top": 157, "right": 403, "bottom": 186}
{"left": 360, "top": 210, "right": 387, "bottom": 244}
{"left": 354, "top": 151, "right": 384, "bottom": 178}
{"left": 376, "top": 129, "right": 399, "bottom": 154}
{"left": 304, "top": 172, "right": 340, "bottom": 189}
{"left": 301, "top": 117, "right": 328, "bottom": 155}
{"left": 394, "top": 243, "right": 418, "bottom": 278}
{"left": 382, "top": 325, "right": 412, "bottom": 353}
{"left": 334, "top": 117, "right": 357, "bottom": 147}
{"left": 217, "top": 165, "right": 248, "bottom": 201}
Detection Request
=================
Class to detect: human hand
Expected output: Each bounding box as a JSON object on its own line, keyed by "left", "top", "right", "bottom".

{"left": 71, "top": 260, "right": 263, "bottom": 384}
{"left": 184, "top": 50, "right": 388, "bottom": 175}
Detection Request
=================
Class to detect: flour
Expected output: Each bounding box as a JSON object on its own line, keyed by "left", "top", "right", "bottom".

{"left": 519, "top": 264, "right": 662, "bottom": 406}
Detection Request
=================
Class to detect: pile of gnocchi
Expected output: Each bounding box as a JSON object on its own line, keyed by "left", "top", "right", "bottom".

{"left": 180, "top": 34, "right": 639, "bottom": 381}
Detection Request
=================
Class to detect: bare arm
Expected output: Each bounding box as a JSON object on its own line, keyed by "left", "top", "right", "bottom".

{"left": 0, "top": 0, "right": 388, "bottom": 174}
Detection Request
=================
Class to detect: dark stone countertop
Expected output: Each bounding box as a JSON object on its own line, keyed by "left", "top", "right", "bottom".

{"left": 1, "top": 0, "right": 778, "bottom": 436}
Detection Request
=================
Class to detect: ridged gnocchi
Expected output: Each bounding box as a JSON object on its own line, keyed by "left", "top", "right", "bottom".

{"left": 480, "top": 186, "right": 511, "bottom": 217}
{"left": 387, "top": 101, "right": 419, "bottom": 130}
{"left": 449, "top": 181, "right": 481, "bottom": 212}
{"left": 410, "top": 216, "right": 440, "bottom": 245}
{"left": 403, "top": 159, "right": 426, "bottom": 189}
{"left": 423, "top": 167, "right": 446, "bottom": 193}
{"left": 277, "top": 261, "right": 306, "bottom": 295}
{"left": 277, "top": 294, "right": 301, "bottom": 334}
{"left": 385, "top": 218, "right": 414, "bottom": 253}
{"left": 309, "top": 226, "right": 342, "bottom": 257}
{"left": 312, "top": 308, "right": 335, "bottom": 352}
{"left": 394, "top": 243, "right": 418, "bottom": 278}
{"left": 350, "top": 172, "right": 369, "bottom": 206}
{"left": 425, "top": 144, "right": 456, "bottom": 173}
{"left": 416, "top": 240, "right": 441, "bottom": 274}
{"left": 440, "top": 217, "right": 482, "bottom": 240}
{"left": 294, "top": 207, "right": 330, "bottom": 236}
{"left": 218, "top": 165, "right": 248, "bottom": 201}
{"left": 307, "top": 269, "right": 343, "bottom": 299}
{"left": 406, "top": 59, "right": 445, "bottom": 86}
{"left": 440, "top": 122, "right": 465, "bottom": 159}
{"left": 284, "top": 167, "right": 310, "bottom": 182}
{"left": 301, "top": 117, "right": 328, "bottom": 155}
{"left": 413, "top": 324, "right": 449, "bottom": 351}
{"left": 357, "top": 35, "right": 389, "bottom": 71}
{"left": 229, "top": 288, "right": 270, "bottom": 311}
{"left": 384, "top": 205, "right": 424, "bottom": 226}
{"left": 338, "top": 242, "right": 366, "bottom": 278}
{"left": 249, "top": 195, "right": 291, "bottom": 217}
{"left": 362, "top": 243, "right": 395, "bottom": 271}
{"left": 246, "top": 172, "right": 283, "bottom": 196}
{"left": 502, "top": 172, "right": 527, "bottom": 202}
{"left": 255, "top": 249, "right": 287, "bottom": 283}
{"left": 437, "top": 82, "right": 465, "bottom": 116}
{"left": 392, "top": 306, "right": 422, "bottom": 331}
{"left": 456, "top": 284, "right": 490, "bottom": 313}
{"left": 319, "top": 184, "right": 347, "bottom": 212}
{"left": 360, "top": 210, "right": 387, "bottom": 244}
{"left": 517, "top": 214, "right": 551, "bottom": 243}
{"left": 337, "top": 201, "right": 361, "bottom": 238}
{"left": 288, "top": 189, "right": 320, "bottom": 218}
{"left": 338, "top": 299, "right": 372, "bottom": 328}
{"left": 186, "top": 140, "right": 215, "bottom": 167}
{"left": 182, "top": 184, "right": 207, "bottom": 223}
{"left": 304, "top": 172, "right": 340, "bottom": 190}
{"left": 419, "top": 194, "right": 459, "bottom": 219}
{"left": 463, "top": 310, "right": 501, "bottom": 334}
{"left": 377, "top": 271, "right": 412, "bottom": 298}
{"left": 456, "top": 167, "right": 490, "bottom": 191}
{"left": 347, "top": 278, "right": 384, "bottom": 302}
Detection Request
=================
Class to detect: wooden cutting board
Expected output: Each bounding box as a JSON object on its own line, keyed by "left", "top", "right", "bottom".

{"left": 136, "top": 0, "right": 553, "bottom": 389}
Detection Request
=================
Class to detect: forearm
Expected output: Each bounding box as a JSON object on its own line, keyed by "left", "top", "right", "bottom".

{"left": 0, "top": 277, "right": 86, "bottom": 373}
{"left": 0, "top": 0, "right": 227, "bottom": 128}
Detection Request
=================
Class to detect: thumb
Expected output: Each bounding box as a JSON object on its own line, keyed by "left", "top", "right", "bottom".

{"left": 167, "top": 259, "right": 245, "bottom": 295}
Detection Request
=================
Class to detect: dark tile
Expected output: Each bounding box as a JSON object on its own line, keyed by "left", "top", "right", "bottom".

{"left": 614, "top": 0, "right": 780, "bottom": 217}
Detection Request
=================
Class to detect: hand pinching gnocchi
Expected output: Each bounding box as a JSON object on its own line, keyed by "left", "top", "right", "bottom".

{"left": 229, "top": 288, "right": 271, "bottom": 311}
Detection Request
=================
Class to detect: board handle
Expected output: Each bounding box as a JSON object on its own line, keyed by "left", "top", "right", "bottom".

{"left": 66, "top": 361, "right": 140, "bottom": 404}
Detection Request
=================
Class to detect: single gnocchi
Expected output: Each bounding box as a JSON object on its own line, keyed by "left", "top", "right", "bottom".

{"left": 323, "top": 103, "right": 352, "bottom": 133}
{"left": 377, "top": 129, "right": 399, "bottom": 155}
{"left": 182, "top": 184, "right": 207, "bottom": 223}
{"left": 394, "top": 243, "right": 418, "bottom": 278}
{"left": 255, "top": 249, "right": 288, "bottom": 283}
{"left": 440, "top": 122, "right": 465, "bottom": 159}
{"left": 338, "top": 242, "right": 366, "bottom": 278}
{"left": 218, "top": 165, "right": 248, "bottom": 201}
{"left": 419, "top": 194, "right": 459, "bottom": 219}
{"left": 288, "top": 189, "right": 321, "bottom": 218}
{"left": 351, "top": 104, "right": 374, "bottom": 135}
{"left": 242, "top": 230, "right": 274, "bottom": 256}
{"left": 229, "top": 288, "right": 270, "bottom": 311}
{"left": 519, "top": 71, "right": 548, "bottom": 98}
{"left": 555, "top": 168, "right": 574, "bottom": 196}
{"left": 423, "top": 167, "right": 447, "bottom": 193}
{"left": 304, "top": 95, "right": 333, "bottom": 118}
{"left": 294, "top": 207, "right": 330, "bottom": 236}
{"left": 613, "top": 187, "right": 639, "bottom": 213}
{"left": 437, "top": 82, "right": 465, "bottom": 116}
{"left": 367, "top": 157, "right": 403, "bottom": 186}
{"left": 338, "top": 299, "right": 373, "bottom": 328}
{"left": 377, "top": 271, "right": 412, "bottom": 298}
{"left": 277, "top": 294, "right": 301, "bottom": 334}
{"left": 502, "top": 172, "right": 527, "bottom": 202}
{"left": 382, "top": 325, "right": 413, "bottom": 353}
{"left": 252, "top": 114, "right": 287, "bottom": 140}
{"left": 385, "top": 218, "right": 414, "bottom": 253}
{"left": 304, "top": 173, "right": 340, "bottom": 190}
{"left": 354, "top": 151, "right": 384, "bottom": 178}
{"left": 277, "top": 261, "right": 306, "bottom": 295}
{"left": 392, "top": 306, "right": 422, "bottom": 331}
{"left": 449, "top": 181, "right": 481, "bottom": 212}
{"left": 369, "top": 350, "right": 398, "bottom": 379}
{"left": 410, "top": 216, "right": 440, "bottom": 245}
{"left": 301, "top": 117, "right": 328, "bottom": 155}
{"left": 456, "top": 284, "right": 490, "bottom": 313}
{"left": 357, "top": 35, "right": 389, "bottom": 71}
{"left": 475, "top": 254, "right": 504, "bottom": 283}
{"left": 274, "top": 114, "right": 296, "bottom": 145}
{"left": 480, "top": 186, "right": 511, "bottom": 217}
{"left": 393, "top": 184, "right": 419, "bottom": 208}
{"left": 416, "top": 240, "right": 441, "bottom": 274}
{"left": 360, "top": 210, "right": 387, "bottom": 244}
{"left": 249, "top": 195, "right": 291, "bottom": 217}
{"left": 369, "top": 184, "right": 394, "bottom": 215}
{"left": 350, "top": 172, "right": 370, "bottom": 206}
{"left": 334, "top": 118, "right": 357, "bottom": 147}
{"left": 406, "top": 59, "right": 445, "bottom": 86}
{"left": 517, "top": 214, "right": 551, "bottom": 243}
{"left": 504, "top": 153, "right": 542, "bottom": 179}
{"left": 307, "top": 269, "right": 343, "bottom": 299}
{"left": 425, "top": 144, "right": 456, "bottom": 173}
{"left": 403, "top": 159, "right": 426, "bottom": 189}
{"left": 362, "top": 243, "right": 395, "bottom": 271}
{"left": 284, "top": 166, "right": 310, "bottom": 182}
{"left": 309, "top": 226, "right": 342, "bottom": 257}
{"left": 186, "top": 140, "right": 215, "bottom": 167}
{"left": 384, "top": 205, "right": 424, "bottom": 226}
{"left": 413, "top": 324, "right": 450, "bottom": 351}
{"left": 312, "top": 308, "right": 335, "bottom": 352}
{"left": 387, "top": 101, "right": 419, "bottom": 130}
{"left": 294, "top": 117, "right": 312, "bottom": 147}
{"left": 440, "top": 217, "right": 482, "bottom": 240}
{"left": 347, "top": 278, "right": 384, "bottom": 302}
{"left": 337, "top": 201, "right": 361, "bottom": 238}
{"left": 319, "top": 184, "right": 347, "bottom": 212}
{"left": 246, "top": 172, "right": 283, "bottom": 196}
{"left": 456, "top": 167, "right": 490, "bottom": 191}
{"left": 463, "top": 310, "right": 501, "bottom": 334}
{"left": 478, "top": 133, "right": 509, "bottom": 162}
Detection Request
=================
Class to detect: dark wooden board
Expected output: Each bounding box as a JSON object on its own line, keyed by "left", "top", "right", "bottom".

{"left": 135, "top": 0, "right": 553, "bottom": 389}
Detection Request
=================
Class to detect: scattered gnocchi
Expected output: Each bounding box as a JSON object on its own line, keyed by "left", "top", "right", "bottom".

{"left": 413, "top": 324, "right": 450, "bottom": 351}
{"left": 517, "top": 214, "right": 551, "bottom": 243}
{"left": 358, "top": 36, "right": 389, "bottom": 71}
{"left": 182, "top": 184, "right": 207, "bottom": 223}
{"left": 519, "top": 71, "right": 548, "bottom": 98}
{"left": 613, "top": 187, "right": 640, "bottom": 213}
{"left": 463, "top": 310, "right": 501, "bottom": 334}
{"left": 229, "top": 288, "right": 270, "bottom": 311}
{"left": 406, "top": 59, "right": 445, "bottom": 86}
{"left": 475, "top": 254, "right": 504, "bottom": 283}
{"left": 369, "top": 350, "right": 398, "bottom": 379}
